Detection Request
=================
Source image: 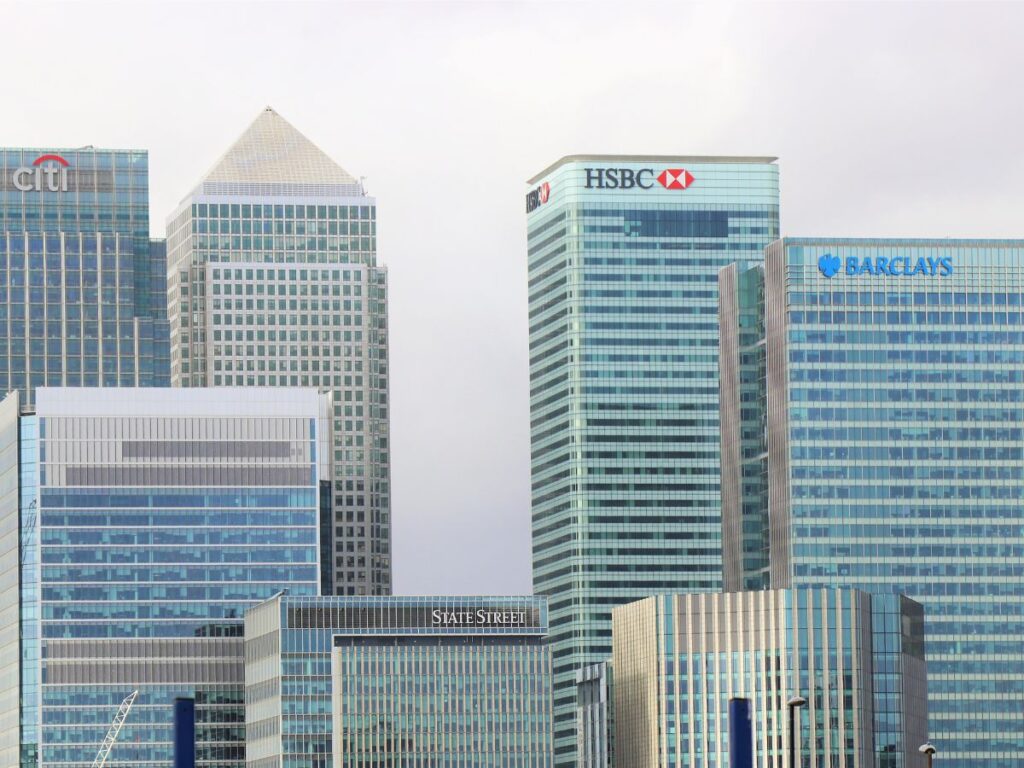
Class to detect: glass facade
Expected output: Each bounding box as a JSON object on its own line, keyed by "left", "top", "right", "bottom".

{"left": 167, "top": 108, "right": 390, "bottom": 596}
{"left": 0, "top": 147, "right": 170, "bottom": 411}
{"left": 244, "top": 594, "right": 552, "bottom": 768}
{"left": 611, "top": 588, "right": 927, "bottom": 768}
{"left": 720, "top": 238, "right": 1024, "bottom": 767}
{"left": 0, "top": 391, "right": 44, "bottom": 768}
{"left": 0, "top": 392, "right": 24, "bottom": 768}
{"left": 526, "top": 155, "right": 779, "bottom": 764}
{"left": 1, "top": 387, "right": 327, "bottom": 768}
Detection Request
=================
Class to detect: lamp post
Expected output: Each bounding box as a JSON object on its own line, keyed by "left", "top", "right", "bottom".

{"left": 919, "top": 743, "right": 937, "bottom": 768}
{"left": 787, "top": 695, "right": 806, "bottom": 768}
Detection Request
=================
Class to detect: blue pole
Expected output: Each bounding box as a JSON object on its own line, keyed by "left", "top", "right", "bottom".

{"left": 729, "top": 698, "right": 753, "bottom": 768}
{"left": 173, "top": 697, "right": 195, "bottom": 768}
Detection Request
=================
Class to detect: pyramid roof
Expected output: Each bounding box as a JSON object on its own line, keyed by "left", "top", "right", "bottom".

{"left": 187, "top": 107, "right": 363, "bottom": 198}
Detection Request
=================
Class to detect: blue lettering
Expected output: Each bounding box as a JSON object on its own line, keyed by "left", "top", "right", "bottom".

{"left": 839, "top": 254, "right": 954, "bottom": 277}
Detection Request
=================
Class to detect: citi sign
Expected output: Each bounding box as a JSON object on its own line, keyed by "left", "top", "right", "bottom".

{"left": 817, "top": 253, "right": 954, "bottom": 278}
{"left": 12, "top": 154, "right": 69, "bottom": 192}
{"left": 584, "top": 167, "right": 694, "bottom": 190}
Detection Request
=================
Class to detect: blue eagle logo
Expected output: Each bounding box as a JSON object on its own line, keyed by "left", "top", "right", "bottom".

{"left": 818, "top": 254, "right": 841, "bottom": 278}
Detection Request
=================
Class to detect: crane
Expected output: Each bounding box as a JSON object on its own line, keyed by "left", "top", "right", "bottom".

{"left": 20, "top": 499, "right": 36, "bottom": 566}
{"left": 91, "top": 690, "right": 138, "bottom": 768}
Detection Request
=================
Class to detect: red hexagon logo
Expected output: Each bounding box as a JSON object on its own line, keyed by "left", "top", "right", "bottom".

{"left": 656, "top": 169, "right": 694, "bottom": 190}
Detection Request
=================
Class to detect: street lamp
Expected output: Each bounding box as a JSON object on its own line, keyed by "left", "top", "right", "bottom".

{"left": 787, "top": 695, "right": 807, "bottom": 768}
{"left": 919, "top": 743, "right": 937, "bottom": 768}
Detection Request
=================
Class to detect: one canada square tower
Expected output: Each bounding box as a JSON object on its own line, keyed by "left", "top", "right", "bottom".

{"left": 167, "top": 108, "right": 391, "bottom": 595}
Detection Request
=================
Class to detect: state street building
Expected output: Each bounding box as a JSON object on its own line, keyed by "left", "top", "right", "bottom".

{"left": 720, "top": 238, "right": 1024, "bottom": 768}
{"left": 245, "top": 594, "right": 553, "bottom": 768}
{"left": 525, "top": 155, "right": 779, "bottom": 764}
{"left": 166, "top": 108, "right": 391, "bottom": 596}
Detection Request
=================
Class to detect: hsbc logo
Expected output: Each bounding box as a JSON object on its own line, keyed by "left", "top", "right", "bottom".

{"left": 13, "top": 154, "right": 69, "bottom": 192}
{"left": 584, "top": 167, "right": 695, "bottom": 191}
{"left": 656, "top": 168, "right": 694, "bottom": 190}
{"left": 525, "top": 181, "right": 551, "bottom": 213}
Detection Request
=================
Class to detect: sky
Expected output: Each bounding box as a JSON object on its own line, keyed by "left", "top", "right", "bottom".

{"left": 4, "top": 0, "right": 1024, "bottom": 596}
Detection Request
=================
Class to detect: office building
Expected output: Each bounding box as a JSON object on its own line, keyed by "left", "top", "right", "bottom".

{"left": 167, "top": 107, "right": 390, "bottom": 596}
{"left": 244, "top": 594, "right": 553, "bottom": 768}
{"left": 525, "top": 155, "right": 779, "bottom": 763}
{"left": 0, "top": 387, "right": 329, "bottom": 767}
{"left": 612, "top": 588, "right": 927, "bottom": 768}
{"left": 0, "top": 146, "right": 170, "bottom": 411}
{"left": 720, "top": 239, "right": 1024, "bottom": 768}
{"left": 575, "top": 663, "right": 611, "bottom": 768}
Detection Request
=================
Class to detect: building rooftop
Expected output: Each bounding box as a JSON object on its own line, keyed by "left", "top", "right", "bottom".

{"left": 33, "top": 386, "right": 324, "bottom": 418}
{"left": 780, "top": 236, "right": 1024, "bottom": 246}
{"left": 183, "top": 107, "right": 364, "bottom": 200}
{"left": 528, "top": 154, "right": 777, "bottom": 184}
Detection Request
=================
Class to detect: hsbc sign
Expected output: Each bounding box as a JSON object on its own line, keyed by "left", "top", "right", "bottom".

{"left": 584, "top": 167, "right": 694, "bottom": 191}
{"left": 525, "top": 181, "right": 551, "bottom": 213}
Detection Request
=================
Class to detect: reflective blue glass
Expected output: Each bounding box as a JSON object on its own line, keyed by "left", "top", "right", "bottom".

{"left": 246, "top": 595, "right": 552, "bottom": 768}
{"left": 0, "top": 148, "right": 171, "bottom": 411}
{"left": 527, "top": 157, "right": 779, "bottom": 764}
{"left": 723, "top": 239, "right": 1024, "bottom": 768}
{"left": 8, "top": 397, "right": 323, "bottom": 768}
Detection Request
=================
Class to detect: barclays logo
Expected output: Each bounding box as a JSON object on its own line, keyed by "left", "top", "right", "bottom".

{"left": 817, "top": 253, "right": 953, "bottom": 278}
{"left": 818, "top": 254, "right": 842, "bottom": 278}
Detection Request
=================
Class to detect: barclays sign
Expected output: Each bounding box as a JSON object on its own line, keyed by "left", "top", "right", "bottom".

{"left": 817, "top": 253, "right": 953, "bottom": 278}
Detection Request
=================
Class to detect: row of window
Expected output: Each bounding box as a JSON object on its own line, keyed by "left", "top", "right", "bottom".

{"left": 197, "top": 219, "right": 373, "bottom": 235}
{"left": 194, "top": 203, "right": 373, "bottom": 220}
{"left": 791, "top": 289, "right": 1024, "bottom": 306}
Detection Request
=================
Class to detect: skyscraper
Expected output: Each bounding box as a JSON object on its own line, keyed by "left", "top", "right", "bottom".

{"left": 525, "top": 155, "right": 779, "bottom": 764}
{"left": 0, "top": 146, "right": 170, "bottom": 411}
{"left": 0, "top": 386, "right": 329, "bottom": 768}
{"left": 720, "top": 238, "right": 1024, "bottom": 768}
{"left": 167, "top": 108, "right": 391, "bottom": 595}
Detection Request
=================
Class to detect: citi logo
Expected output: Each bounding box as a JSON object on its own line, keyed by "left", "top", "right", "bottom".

{"left": 525, "top": 181, "right": 551, "bottom": 213}
{"left": 13, "top": 154, "right": 69, "bottom": 192}
{"left": 584, "top": 167, "right": 695, "bottom": 190}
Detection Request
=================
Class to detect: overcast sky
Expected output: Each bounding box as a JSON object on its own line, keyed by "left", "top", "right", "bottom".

{"left": 4, "top": 1, "right": 1023, "bottom": 595}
